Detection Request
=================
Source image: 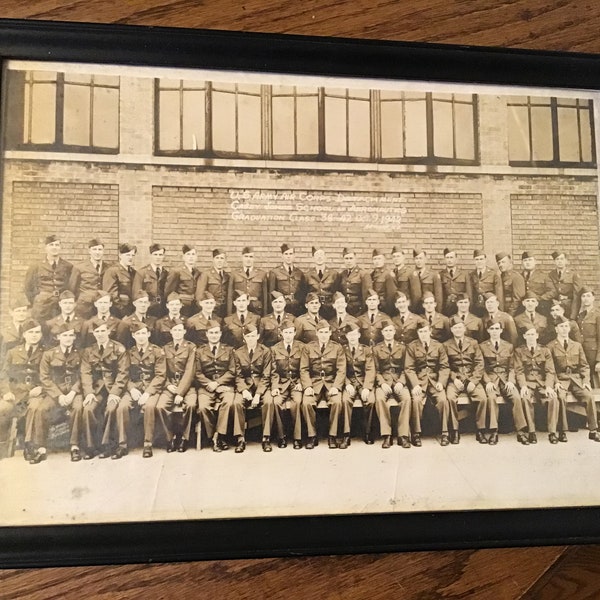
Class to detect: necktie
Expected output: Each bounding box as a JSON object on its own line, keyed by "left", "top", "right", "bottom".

{"left": 207, "top": 314, "right": 212, "bottom": 321}
{"left": 315, "top": 316, "right": 319, "bottom": 325}
{"left": 338, "top": 317, "right": 342, "bottom": 326}
{"left": 128, "top": 266, "right": 133, "bottom": 276}
{"left": 65, "top": 315, "right": 71, "bottom": 323}
{"left": 428, "top": 315, "right": 433, "bottom": 325}
{"left": 245, "top": 268, "right": 250, "bottom": 278}
{"left": 287, "top": 345, "right": 291, "bottom": 355}
{"left": 387, "top": 343, "right": 392, "bottom": 353}
{"left": 564, "top": 339, "right": 568, "bottom": 351}
{"left": 494, "top": 341, "right": 499, "bottom": 352}
{"left": 17, "top": 324, "right": 23, "bottom": 337}
{"left": 461, "top": 314, "right": 465, "bottom": 321}
{"left": 579, "top": 310, "right": 587, "bottom": 321}
{"left": 240, "top": 314, "right": 245, "bottom": 325}
{"left": 524, "top": 271, "right": 530, "bottom": 282}
{"left": 249, "top": 349, "right": 253, "bottom": 361}
{"left": 478, "top": 271, "right": 482, "bottom": 279}
{"left": 318, "top": 269, "right": 323, "bottom": 280}
{"left": 156, "top": 267, "right": 161, "bottom": 279}
{"left": 277, "top": 315, "right": 281, "bottom": 325}
{"left": 288, "top": 267, "right": 293, "bottom": 276}
{"left": 27, "top": 346, "right": 33, "bottom": 359}
{"left": 175, "top": 343, "right": 179, "bottom": 352}
{"left": 96, "top": 262, "right": 101, "bottom": 274}
{"left": 212, "top": 345, "right": 217, "bottom": 355}
{"left": 52, "top": 261, "right": 57, "bottom": 270}
{"left": 321, "top": 344, "right": 325, "bottom": 354}
{"left": 219, "top": 271, "right": 224, "bottom": 282}
{"left": 102, "top": 315, "right": 107, "bottom": 321}
{"left": 370, "top": 313, "right": 375, "bottom": 324}
{"left": 400, "top": 315, "right": 405, "bottom": 325}
{"left": 394, "top": 267, "right": 398, "bottom": 276}
{"left": 528, "top": 313, "right": 534, "bottom": 321}
{"left": 64, "top": 347, "right": 70, "bottom": 357}
{"left": 530, "top": 346, "right": 535, "bottom": 355}
{"left": 99, "top": 344, "right": 104, "bottom": 355}
{"left": 424, "top": 343, "right": 429, "bottom": 353}
{"left": 558, "top": 270, "right": 563, "bottom": 281}
{"left": 352, "top": 346, "right": 356, "bottom": 357}
{"left": 458, "top": 339, "right": 463, "bottom": 351}
{"left": 449, "top": 269, "right": 454, "bottom": 278}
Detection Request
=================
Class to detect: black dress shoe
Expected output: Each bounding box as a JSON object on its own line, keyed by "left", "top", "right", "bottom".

{"left": 363, "top": 435, "right": 374, "bottom": 445}
{"left": 177, "top": 439, "right": 188, "bottom": 453}
{"left": 167, "top": 438, "right": 178, "bottom": 453}
{"left": 328, "top": 436, "right": 338, "bottom": 449}
{"left": 212, "top": 440, "right": 222, "bottom": 453}
{"left": 558, "top": 432, "right": 568, "bottom": 443}
{"left": 23, "top": 446, "right": 35, "bottom": 461}
{"left": 450, "top": 430, "right": 460, "bottom": 445}
{"left": 399, "top": 436, "right": 411, "bottom": 449}
{"left": 219, "top": 439, "right": 230, "bottom": 451}
{"left": 440, "top": 433, "right": 450, "bottom": 447}
{"left": 548, "top": 432, "right": 559, "bottom": 444}
{"left": 516, "top": 432, "right": 530, "bottom": 445}
{"left": 339, "top": 436, "right": 350, "bottom": 449}
{"left": 293, "top": 439, "right": 302, "bottom": 449}
{"left": 235, "top": 439, "right": 246, "bottom": 453}
{"left": 83, "top": 448, "right": 96, "bottom": 460}
{"left": 70, "top": 448, "right": 82, "bottom": 462}
{"left": 528, "top": 432, "right": 537, "bottom": 444}
{"left": 142, "top": 445, "right": 153, "bottom": 458}
{"left": 589, "top": 431, "right": 600, "bottom": 442}
{"left": 475, "top": 430, "right": 488, "bottom": 444}
{"left": 111, "top": 446, "right": 128, "bottom": 460}
{"left": 278, "top": 437, "right": 287, "bottom": 449}
{"left": 262, "top": 439, "right": 272, "bottom": 452}
{"left": 98, "top": 447, "right": 112, "bottom": 459}
{"left": 305, "top": 437, "right": 316, "bottom": 450}
{"left": 29, "top": 451, "right": 47, "bottom": 464}
{"left": 488, "top": 431, "right": 499, "bottom": 445}
{"left": 382, "top": 435, "right": 391, "bottom": 449}
{"left": 411, "top": 434, "right": 422, "bottom": 447}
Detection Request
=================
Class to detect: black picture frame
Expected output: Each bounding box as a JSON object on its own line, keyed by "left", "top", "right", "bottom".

{"left": 1, "top": 18, "right": 600, "bottom": 568}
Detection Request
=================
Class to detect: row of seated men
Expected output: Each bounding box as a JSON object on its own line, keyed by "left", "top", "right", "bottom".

{"left": 1, "top": 283, "right": 599, "bottom": 465}
{"left": 23, "top": 235, "right": 586, "bottom": 327}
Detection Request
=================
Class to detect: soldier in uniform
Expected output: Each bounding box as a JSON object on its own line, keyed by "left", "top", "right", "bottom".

{"left": 576, "top": 287, "right": 600, "bottom": 387}
{"left": 371, "top": 249, "right": 396, "bottom": 315}
{"left": 223, "top": 291, "right": 261, "bottom": 349}
{"left": 260, "top": 291, "right": 295, "bottom": 348}
{"left": 227, "top": 246, "right": 268, "bottom": 317}
{"left": 421, "top": 291, "right": 450, "bottom": 342}
{"left": 444, "top": 317, "right": 487, "bottom": 445}
{"left": 390, "top": 247, "right": 420, "bottom": 314}
{"left": 165, "top": 244, "right": 201, "bottom": 318}
{"left": 154, "top": 292, "right": 187, "bottom": 347}
{"left": 79, "top": 318, "right": 129, "bottom": 459}
{"left": 481, "top": 293, "right": 518, "bottom": 347}
{"left": 0, "top": 297, "right": 31, "bottom": 362}
{"left": 514, "top": 292, "right": 549, "bottom": 345}
{"left": 186, "top": 292, "right": 222, "bottom": 347}
{"left": 44, "top": 290, "right": 84, "bottom": 348}
{"left": 404, "top": 322, "right": 451, "bottom": 446}
{"left": 27, "top": 323, "right": 82, "bottom": 463}
{"left": 338, "top": 248, "right": 372, "bottom": 317}
{"left": 452, "top": 293, "right": 484, "bottom": 342}
{"left": 514, "top": 326, "right": 558, "bottom": 444}
{"left": 0, "top": 319, "right": 44, "bottom": 452}
{"left": 439, "top": 248, "right": 472, "bottom": 317}
{"left": 234, "top": 324, "right": 272, "bottom": 453}
{"left": 299, "top": 320, "right": 347, "bottom": 449}
{"left": 357, "top": 289, "right": 390, "bottom": 348}
{"left": 117, "top": 322, "right": 166, "bottom": 459}
{"left": 410, "top": 249, "right": 443, "bottom": 314}
{"left": 468, "top": 250, "right": 504, "bottom": 316}
{"left": 195, "top": 320, "right": 236, "bottom": 452}
{"left": 80, "top": 290, "right": 126, "bottom": 348}
{"left": 372, "top": 320, "right": 412, "bottom": 448}
{"left": 195, "top": 248, "right": 230, "bottom": 318}
{"left": 132, "top": 243, "right": 168, "bottom": 318}
{"left": 543, "top": 251, "right": 581, "bottom": 319}
{"left": 120, "top": 290, "right": 157, "bottom": 348}
{"left": 548, "top": 300, "right": 582, "bottom": 344}
{"left": 520, "top": 251, "right": 547, "bottom": 312}
{"left": 305, "top": 246, "right": 340, "bottom": 320}
{"left": 480, "top": 319, "right": 529, "bottom": 445}
{"left": 268, "top": 243, "right": 307, "bottom": 317}
{"left": 391, "top": 291, "right": 426, "bottom": 345}
{"left": 271, "top": 320, "right": 304, "bottom": 449}
{"left": 294, "top": 292, "right": 324, "bottom": 345}
{"left": 157, "top": 319, "right": 197, "bottom": 453}
{"left": 496, "top": 252, "right": 526, "bottom": 317}
{"left": 548, "top": 316, "right": 600, "bottom": 442}
{"left": 69, "top": 238, "right": 110, "bottom": 320}
{"left": 24, "top": 234, "right": 73, "bottom": 322}
{"left": 102, "top": 242, "right": 137, "bottom": 319}
{"left": 328, "top": 292, "right": 359, "bottom": 345}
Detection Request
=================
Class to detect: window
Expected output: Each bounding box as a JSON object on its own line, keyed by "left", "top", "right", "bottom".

{"left": 5, "top": 70, "right": 120, "bottom": 153}
{"left": 507, "top": 96, "right": 595, "bottom": 167}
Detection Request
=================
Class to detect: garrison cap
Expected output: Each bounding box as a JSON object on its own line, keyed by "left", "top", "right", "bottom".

{"left": 198, "top": 291, "right": 215, "bottom": 302}
{"left": 129, "top": 321, "right": 149, "bottom": 334}
{"left": 394, "top": 291, "right": 408, "bottom": 301}
{"left": 421, "top": 291, "right": 435, "bottom": 300}
{"left": 495, "top": 252, "right": 509, "bottom": 262}
{"left": 473, "top": 249, "right": 486, "bottom": 258}
{"left": 311, "top": 246, "right": 321, "bottom": 256}
{"left": 372, "top": 248, "right": 384, "bottom": 258}
{"left": 412, "top": 249, "right": 425, "bottom": 258}
{"left": 486, "top": 319, "right": 503, "bottom": 329}
{"left": 366, "top": 288, "right": 379, "bottom": 299}
{"left": 58, "top": 290, "right": 75, "bottom": 301}
{"left": 305, "top": 292, "right": 320, "bottom": 303}
{"left": 521, "top": 251, "right": 534, "bottom": 260}
{"left": 21, "top": 319, "right": 41, "bottom": 333}
{"left": 133, "top": 290, "right": 149, "bottom": 301}
{"left": 316, "top": 320, "right": 330, "bottom": 331}
{"left": 243, "top": 324, "right": 258, "bottom": 335}
{"left": 416, "top": 320, "right": 430, "bottom": 331}
{"left": 455, "top": 292, "right": 469, "bottom": 302}
{"left": 89, "top": 316, "right": 109, "bottom": 331}
{"left": 380, "top": 319, "right": 395, "bottom": 330}
{"left": 280, "top": 243, "right": 292, "bottom": 253}
{"left": 391, "top": 246, "right": 404, "bottom": 255}
{"left": 280, "top": 319, "right": 296, "bottom": 331}
{"left": 93, "top": 290, "right": 111, "bottom": 302}
{"left": 449, "top": 315, "right": 465, "bottom": 327}
{"left": 242, "top": 246, "right": 253, "bottom": 255}
{"left": 332, "top": 291, "right": 346, "bottom": 302}
{"left": 483, "top": 292, "right": 497, "bottom": 301}
{"left": 166, "top": 292, "right": 181, "bottom": 303}
{"left": 344, "top": 322, "right": 360, "bottom": 334}
{"left": 443, "top": 248, "right": 454, "bottom": 256}
{"left": 233, "top": 290, "right": 248, "bottom": 300}
{"left": 55, "top": 321, "right": 75, "bottom": 335}
{"left": 271, "top": 290, "right": 284, "bottom": 300}
{"left": 169, "top": 318, "right": 186, "bottom": 330}
{"left": 182, "top": 244, "right": 195, "bottom": 254}
{"left": 206, "top": 319, "right": 221, "bottom": 331}
{"left": 212, "top": 248, "right": 225, "bottom": 257}
{"left": 149, "top": 243, "right": 165, "bottom": 254}
{"left": 342, "top": 247, "right": 354, "bottom": 257}
{"left": 550, "top": 299, "right": 564, "bottom": 308}
{"left": 551, "top": 251, "right": 565, "bottom": 260}
{"left": 88, "top": 238, "right": 104, "bottom": 248}
{"left": 119, "top": 242, "right": 136, "bottom": 254}
{"left": 554, "top": 315, "right": 570, "bottom": 325}
{"left": 580, "top": 286, "right": 595, "bottom": 296}
{"left": 44, "top": 234, "right": 59, "bottom": 245}
{"left": 9, "top": 296, "right": 29, "bottom": 310}
{"left": 522, "top": 291, "right": 538, "bottom": 300}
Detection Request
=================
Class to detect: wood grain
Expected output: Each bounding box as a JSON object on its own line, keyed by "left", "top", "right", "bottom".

{"left": 1, "top": 0, "right": 600, "bottom": 597}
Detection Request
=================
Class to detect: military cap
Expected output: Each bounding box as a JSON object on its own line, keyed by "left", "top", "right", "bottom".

{"left": 59, "top": 290, "right": 75, "bottom": 301}
{"left": 149, "top": 243, "right": 165, "bottom": 254}
{"left": 394, "top": 291, "right": 408, "bottom": 301}
{"left": 473, "top": 249, "right": 486, "bottom": 258}
{"left": 44, "top": 234, "right": 59, "bottom": 245}
{"left": 316, "top": 320, "right": 330, "bottom": 331}
{"left": 380, "top": 319, "right": 395, "bottom": 330}
{"left": 422, "top": 291, "right": 435, "bottom": 300}
{"left": 449, "top": 315, "right": 465, "bottom": 327}
{"left": 443, "top": 248, "right": 454, "bottom": 256}
{"left": 21, "top": 319, "right": 41, "bottom": 333}
{"left": 119, "top": 242, "right": 136, "bottom": 254}
{"left": 182, "top": 244, "right": 195, "bottom": 254}
{"left": 169, "top": 318, "right": 186, "bottom": 330}
{"left": 166, "top": 292, "right": 181, "bottom": 303}
{"left": 344, "top": 322, "right": 360, "bottom": 334}
{"left": 554, "top": 315, "right": 570, "bottom": 325}
{"left": 9, "top": 296, "right": 29, "bottom": 310}
{"left": 242, "top": 246, "right": 253, "bottom": 255}
{"left": 93, "top": 290, "right": 111, "bottom": 302}
{"left": 550, "top": 299, "right": 564, "bottom": 308}
{"left": 483, "top": 292, "right": 497, "bottom": 301}
{"left": 212, "top": 248, "right": 225, "bottom": 257}
{"left": 55, "top": 321, "right": 76, "bottom": 335}
{"left": 486, "top": 319, "right": 503, "bottom": 329}
{"left": 206, "top": 319, "right": 221, "bottom": 331}
{"left": 243, "top": 324, "right": 258, "bottom": 335}
{"left": 280, "top": 319, "right": 296, "bottom": 331}
{"left": 416, "top": 321, "right": 430, "bottom": 331}
{"left": 551, "top": 251, "right": 565, "bottom": 260}
{"left": 311, "top": 246, "right": 321, "bottom": 256}
{"left": 198, "top": 291, "right": 215, "bottom": 302}
{"left": 580, "top": 286, "right": 595, "bottom": 296}
{"left": 280, "top": 243, "right": 292, "bottom": 253}
{"left": 305, "top": 292, "right": 320, "bottom": 303}
{"left": 332, "top": 291, "right": 346, "bottom": 302}
{"left": 522, "top": 325, "right": 538, "bottom": 335}
{"left": 271, "top": 290, "right": 284, "bottom": 300}
{"left": 366, "top": 288, "right": 379, "bottom": 299}
{"left": 521, "top": 251, "right": 534, "bottom": 260}
{"left": 372, "top": 248, "right": 384, "bottom": 258}
{"left": 522, "top": 291, "right": 538, "bottom": 300}
{"left": 89, "top": 316, "right": 109, "bottom": 331}
{"left": 391, "top": 246, "right": 404, "bottom": 255}
{"left": 233, "top": 290, "right": 249, "bottom": 300}
{"left": 413, "top": 249, "right": 425, "bottom": 258}
{"left": 342, "top": 247, "right": 354, "bottom": 257}
{"left": 133, "top": 290, "right": 149, "bottom": 301}
{"left": 129, "top": 321, "right": 149, "bottom": 334}
{"left": 455, "top": 292, "right": 469, "bottom": 302}
{"left": 88, "top": 238, "right": 104, "bottom": 248}
{"left": 495, "top": 252, "right": 509, "bottom": 262}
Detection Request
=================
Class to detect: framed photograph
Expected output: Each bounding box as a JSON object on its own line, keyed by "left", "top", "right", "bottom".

{"left": 1, "top": 18, "right": 600, "bottom": 567}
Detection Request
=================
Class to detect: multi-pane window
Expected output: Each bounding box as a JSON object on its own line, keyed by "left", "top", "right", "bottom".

{"left": 507, "top": 96, "right": 595, "bottom": 167}
{"left": 5, "top": 70, "right": 119, "bottom": 153}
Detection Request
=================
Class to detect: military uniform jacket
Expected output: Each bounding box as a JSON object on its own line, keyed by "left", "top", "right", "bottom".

{"left": 391, "top": 312, "right": 426, "bottom": 345}
{"left": 444, "top": 337, "right": 484, "bottom": 385}
{"left": 186, "top": 313, "right": 222, "bottom": 347}
{"left": 329, "top": 313, "right": 359, "bottom": 345}
{"left": 543, "top": 268, "right": 581, "bottom": 319}
{"left": 0, "top": 344, "right": 44, "bottom": 399}
{"left": 305, "top": 267, "right": 340, "bottom": 305}
{"left": 39, "top": 346, "right": 81, "bottom": 398}
{"left": 165, "top": 266, "right": 200, "bottom": 307}
{"left": 195, "top": 343, "right": 236, "bottom": 389}
{"left": 468, "top": 268, "right": 504, "bottom": 312}
{"left": 294, "top": 313, "right": 323, "bottom": 345}
{"left": 133, "top": 264, "right": 169, "bottom": 306}
{"left": 521, "top": 269, "right": 547, "bottom": 300}
{"left": 126, "top": 344, "right": 166, "bottom": 395}
{"left": 235, "top": 343, "right": 272, "bottom": 395}
{"left": 514, "top": 345, "right": 555, "bottom": 390}
{"left": 546, "top": 318, "right": 582, "bottom": 344}
{"left": 271, "top": 341, "right": 304, "bottom": 392}
{"left": 69, "top": 259, "right": 110, "bottom": 304}
{"left": 24, "top": 257, "right": 73, "bottom": 305}
{"left": 195, "top": 267, "right": 230, "bottom": 316}
{"left": 482, "top": 311, "right": 518, "bottom": 347}
{"left": 300, "top": 340, "right": 346, "bottom": 393}
{"left": 44, "top": 314, "right": 84, "bottom": 347}
{"left": 163, "top": 340, "right": 196, "bottom": 395}
{"left": 154, "top": 314, "right": 187, "bottom": 347}
{"left": 479, "top": 339, "right": 516, "bottom": 386}
{"left": 371, "top": 267, "right": 396, "bottom": 314}
{"left": 410, "top": 268, "right": 443, "bottom": 310}
{"left": 344, "top": 344, "right": 375, "bottom": 391}
{"left": 501, "top": 270, "right": 526, "bottom": 315}
{"left": 514, "top": 311, "right": 549, "bottom": 345}
{"left": 391, "top": 265, "right": 419, "bottom": 308}
{"left": 227, "top": 268, "right": 268, "bottom": 316}
{"left": 81, "top": 314, "right": 126, "bottom": 348}
{"left": 338, "top": 267, "right": 372, "bottom": 311}
{"left": 439, "top": 268, "right": 473, "bottom": 314}
{"left": 357, "top": 311, "right": 391, "bottom": 347}
{"left": 259, "top": 312, "right": 295, "bottom": 347}
{"left": 404, "top": 340, "right": 450, "bottom": 388}
{"left": 576, "top": 307, "right": 600, "bottom": 365}
{"left": 268, "top": 265, "right": 307, "bottom": 307}
{"left": 223, "top": 312, "right": 261, "bottom": 349}
{"left": 424, "top": 312, "right": 451, "bottom": 342}
{"left": 372, "top": 341, "right": 407, "bottom": 387}
{"left": 0, "top": 321, "right": 22, "bottom": 362}
{"left": 548, "top": 339, "right": 590, "bottom": 388}
{"left": 452, "top": 312, "right": 484, "bottom": 342}
{"left": 103, "top": 263, "right": 136, "bottom": 313}
{"left": 80, "top": 340, "right": 129, "bottom": 397}
{"left": 120, "top": 314, "right": 158, "bottom": 348}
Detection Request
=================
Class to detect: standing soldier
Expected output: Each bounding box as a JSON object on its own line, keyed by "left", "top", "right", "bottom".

{"left": 195, "top": 248, "right": 230, "bottom": 318}
{"left": 120, "top": 290, "right": 157, "bottom": 348}
{"left": 421, "top": 292, "right": 450, "bottom": 342}
{"left": 227, "top": 246, "right": 268, "bottom": 317}
{"left": 514, "top": 292, "right": 549, "bottom": 345}
{"left": 24, "top": 234, "right": 73, "bottom": 322}
{"left": 576, "top": 287, "right": 600, "bottom": 386}
{"left": 496, "top": 252, "right": 526, "bottom": 317}
{"left": 102, "top": 242, "right": 137, "bottom": 319}
{"left": 480, "top": 319, "right": 529, "bottom": 445}
{"left": 294, "top": 292, "right": 324, "bottom": 345}
{"left": 543, "top": 251, "right": 582, "bottom": 319}
{"left": 69, "top": 238, "right": 110, "bottom": 320}
{"left": 165, "top": 244, "right": 201, "bottom": 318}
{"left": 154, "top": 292, "right": 187, "bottom": 347}
{"left": 520, "top": 251, "right": 547, "bottom": 311}
{"left": 390, "top": 247, "right": 419, "bottom": 314}
{"left": 234, "top": 325, "right": 273, "bottom": 453}
{"left": 44, "top": 290, "right": 84, "bottom": 348}
{"left": 260, "top": 291, "right": 295, "bottom": 348}
{"left": 372, "top": 320, "right": 412, "bottom": 449}
{"left": 195, "top": 320, "right": 236, "bottom": 452}
{"left": 305, "top": 246, "right": 340, "bottom": 320}
{"left": 80, "top": 290, "right": 126, "bottom": 348}
{"left": 270, "top": 320, "right": 304, "bottom": 449}
{"left": 468, "top": 250, "right": 504, "bottom": 316}
{"left": 452, "top": 293, "right": 484, "bottom": 342}
{"left": 223, "top": 291, "right": 261, "bottom": 349}
{"left": 404, "top": 322, "right": 451, "bottom": 446}
{"left": 342, "top": 322, "right": 376, "bottom": 447}
{"left": 548, "top": 316, "right": 600, "bottom": 442}
{"left": 439, "top": 248, "right": 472, "bottom": 317}
{"left": 338, "top": 248, "right": 372, "bottom": 317}
{"left": 268, "top": 243, "right": 307, "bottom": 317}
{"left": 481, "top": 293, "right": 518, "bottom": 347}
{"left": 299, "top": 320, "right": 347, "bottom": 449}
{"left": 391, "top": 291, "right": 426, "bottom": 346}
{"left": 132, "top": 243, "right": 168, "bottom": 318}
{"left": 371, "top": 249, "right": 396, "bottom": 314}
{"left": 357, "top": 289, "right": 390, "bottom": 348}
{"left": 186, "top": 292, "right": 221, "bottom": 347}
{"left": 328, "top": 292, "right": 358, "bottom": 345}
{"left": 1, "top": 297, "right": 31, "bottom": 362}
{"left": 514, "top": 326, "right": 558, "bottom": 444}
{"left": 410, "top": 249, "right": 443, "bottom": 314}
{"left": 79, "top": 318, "right": 129, "bottom": 460}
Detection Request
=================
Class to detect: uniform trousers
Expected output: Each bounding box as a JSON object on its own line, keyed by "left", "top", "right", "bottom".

{"left": 522, "top": 387, "right": 564, "bottom": 435}
{"left": 556, "top": 381, "right": 597, "bottom": 431}
{"left": 302, "top": 388, "right": 342, "bottom": 437}
{"left": 272, "top": 388, "right": 302, "bottom": 440}
{"left": 446, "top": 382, "right": 487, "bottom": 431}
{"left": 252, "top": 390, "right": 275, "bottom": 438}
{"left": 196, "top": 387, "right": 236, "bottom": 439}
{"left": 155, "top": 388, "right": 198, "bottom": 441}
{"left": 25, "top": 394, "right": 82, "bottom": 447}
{"left": 107, "top": 390, "right": 160, "bottom": 447}
{"left": 374, "top": 387, "right": 411, "bottom": 437}
{"left": 342, "top": 389, "right": 375, "bottom": 437}
{"left": 411, "top": 385, "right": 450, "bottom": 434}
{"left": 485, "top": 382, "right": 527, "bottom": 431}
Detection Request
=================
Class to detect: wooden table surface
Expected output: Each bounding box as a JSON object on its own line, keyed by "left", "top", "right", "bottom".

{"left": 2, "top": 1, "right": 600, "bottom": 598}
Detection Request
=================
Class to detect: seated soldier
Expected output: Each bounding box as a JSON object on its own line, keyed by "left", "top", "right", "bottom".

{"left": 452, "top": 293, "right": 484, "bottom": 342}
{"left": 404, "top": 322, "right": 451, "bottom": 446}
{"left": 421, "top": 291, "right": 450, "bottom": 342}
{"left": 260, "top": 291, "right": 294, "bottom": 348}
{"left": 479, "top": 319, "right": 529, "bottom": 445}
{"left": 186, "top": 291, "right": 221, "bottom": 347}
{"left": 328, "top": 292, "right": 358, "bottom": 345}
{"left": 154, "top": 292, "right": 187, "bottom": 347}
{"left": 44, "top": 290, "right": 84, "bottom": 348}
{"left": 548, "top": 300, "right": 582, "bottom": 344}
{"left": 372, "top": 319, "right": 412, "bottom": 448}
{"left": 357, "top": 289, "right": 390, "bottom": 348}
{"left": 223, "top": 291, "right": 260, "bottom": 349}
{"left": 195, "top": 320, "right": 236, "bottom": 452}
{"left": 117, "top": 322, "right": 167, "bottom": 459}
{"left": 271, "top": 320, "right": 304, "bottom": 449}
{"left": 80, "top": 290, "right": 126, "bottom": 348}
{"left": 342, "top": 322, "right": 376, "bottom": 447}
{"left": 157, "top": 319, "right": 197, "bottom": 453}
{"left": 234, "top": 324, "right": 273, "bottom": 453}
{"left": 514, "top": 292, "right": 550, "bottom": 346}
{"left": 28, "top": 323, "right": 82, "bottom": 464}
{"left": 80, "top": 318, "right": 129, "bottom": 459}
{"left": 391, "top": 291, "right": 425, "bottom": 346}
{"left": 120, "top": 290, "right": 157, "bottom": 348}
{"left": 444, "top": 316, "right": 487, "bottom": 445}
{"left": 294, "top": 292, "right": 323, "bottom": 344}
{"left": 514, "top": 326, "right": 558, "bottom": 444}
{"left": 299, "top": 320, "right": 346, "bottom": 449}
{"left": 548, "top": 316, "right": 600, "bottom": 443}
{"left": 0, "top": 319, "right": 44, "bottom": 455}
{"left": 482, "top": 292, "right": 518, "bottom": 346}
